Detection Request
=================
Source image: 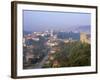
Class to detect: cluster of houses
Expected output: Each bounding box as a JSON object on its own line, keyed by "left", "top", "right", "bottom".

{"left": 23, "top": 30, "right": 91, "bottom": 68}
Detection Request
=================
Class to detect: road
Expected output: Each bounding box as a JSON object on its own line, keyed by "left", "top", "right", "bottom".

{"left": 26, "top": 53, "right": 49, "bottom": 69}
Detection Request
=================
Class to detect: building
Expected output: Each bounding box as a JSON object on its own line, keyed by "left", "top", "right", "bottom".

{"left": 25, "top": 52, "right": 34, "bottom": 63}
{"left": 46, "top": 40, "right": 58, "bottom": 47}
{"left": 50, "top": 30, "right": 53, "bottom": 37}
{"left": 23, "top": 38, "right": 26, "bottom": 47}
{"left": 80, "top": 32, "right": 90, "bottom": 44}
{"left": 32, "top": 37, "right": 39, "bottom": 41}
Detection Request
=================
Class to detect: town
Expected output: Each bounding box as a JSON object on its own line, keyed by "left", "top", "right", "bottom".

{"left": 23, "top": 30, "right": 91, "bottom": 69}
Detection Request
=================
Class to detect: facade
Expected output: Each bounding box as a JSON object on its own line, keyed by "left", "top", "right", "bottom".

{"left": 23, "top": 38, "right": 26, "bottom": 47}
{"left": 80, "top": 32, "right": 90, "bottom": 44}
{"left": 25, "top": 52, "right": 34, "bottom": 63}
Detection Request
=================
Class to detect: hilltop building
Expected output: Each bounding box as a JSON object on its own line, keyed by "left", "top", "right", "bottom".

{"left": 80, "top": 32, "right": 90, "bottom": 44}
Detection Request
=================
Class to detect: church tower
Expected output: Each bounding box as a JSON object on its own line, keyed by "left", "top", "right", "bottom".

{"left": 80, "top": 32, "right": 90, "bottom": 44}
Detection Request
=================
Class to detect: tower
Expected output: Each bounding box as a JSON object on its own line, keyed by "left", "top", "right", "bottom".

{"left": 80, "top": 32, "right": 90, "bottom": 44}
{"left": 50, "top": 30, "right": 53, "bottom": 37}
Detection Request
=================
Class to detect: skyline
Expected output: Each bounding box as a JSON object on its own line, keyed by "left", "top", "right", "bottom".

{"left": 23, "top": 10, "right": 91, "bottom": 32}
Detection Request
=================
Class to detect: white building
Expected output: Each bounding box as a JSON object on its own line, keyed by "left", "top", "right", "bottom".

{"left": 23, "top": 38, "right": 26, "bottom": 46}
{"left": 50, "top": 30, "right": 53, "bottom": 37}
{"left": 32, "top": 37, "right": 39, "bottom": 41}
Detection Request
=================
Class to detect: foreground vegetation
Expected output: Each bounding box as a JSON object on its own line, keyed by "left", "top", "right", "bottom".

{"left": 43, "top": 41, "right": 91, "bottom": 68}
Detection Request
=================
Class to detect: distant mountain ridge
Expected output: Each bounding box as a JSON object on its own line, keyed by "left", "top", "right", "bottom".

{"left": 74, "top": 25, "right": 91, "bottom": 34}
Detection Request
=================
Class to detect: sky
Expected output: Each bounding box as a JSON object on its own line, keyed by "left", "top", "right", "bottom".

{"left": 23, "top": 10, "right": 91, "bottom": 32}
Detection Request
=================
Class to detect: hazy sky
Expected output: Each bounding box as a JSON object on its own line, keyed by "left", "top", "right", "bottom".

{"left": 23, "top": 10, "right": 91, "bottom": 32}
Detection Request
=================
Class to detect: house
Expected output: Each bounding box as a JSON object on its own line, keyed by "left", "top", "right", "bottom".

{"left": 25, "top": 52, "right": 34, "bottom": 63}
